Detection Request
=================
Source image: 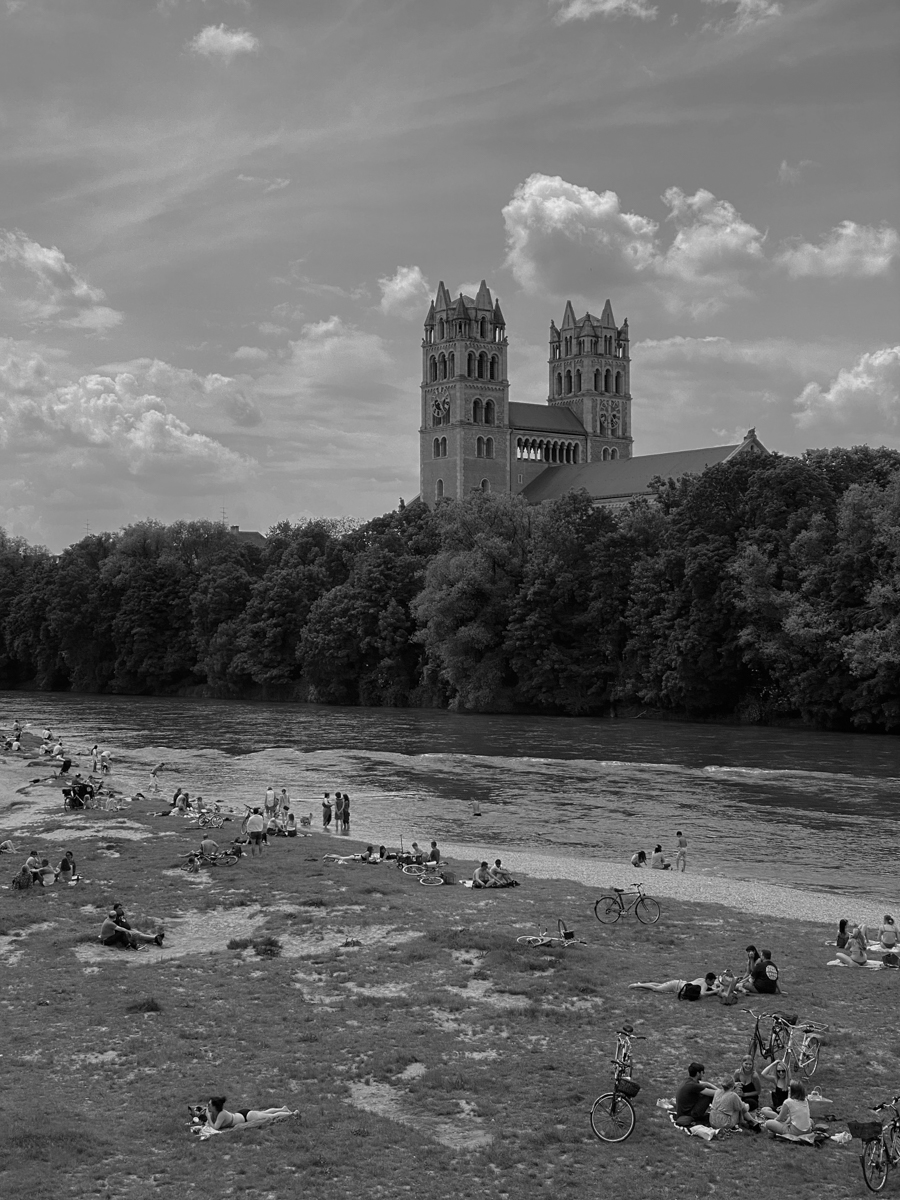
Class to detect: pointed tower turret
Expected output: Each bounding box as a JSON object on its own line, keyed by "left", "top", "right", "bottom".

{"left": 600, "top": 299, "right": 616, "bottom": 328}
{"left": 475, "top": 280, "right": 493, "bottom": 310}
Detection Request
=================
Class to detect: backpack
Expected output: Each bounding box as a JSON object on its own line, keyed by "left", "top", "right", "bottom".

{"left": 882, "top": 952, "right": 899, "bottom": 968}
{"left": 678, "top": 983, "right": 702, "bottom": 1001}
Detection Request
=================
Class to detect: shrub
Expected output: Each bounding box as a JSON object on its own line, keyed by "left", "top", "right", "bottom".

{"left": 252, "top": 935, "right": 283, "bottom": 958}
{"left": 227, "top": 937, "right": 252, "bottom": 950}
{"left": 125, "top": 996, "right": 162, "bottom": 1013}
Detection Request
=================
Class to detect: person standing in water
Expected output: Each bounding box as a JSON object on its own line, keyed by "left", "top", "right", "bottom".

{"left": 471, "top": 798, "right": 481, "bottom": 817}
{"left": 322, "top": 794, "right": 333, "bottom": 829}
{"left": 675, "top": 831, "right": 687, "bottom": 873}
{"left": 333, "top": 792, "right": 345, "bottom": 832}
{"left": 341, "top": 793, "right": 350, "bottom": 832}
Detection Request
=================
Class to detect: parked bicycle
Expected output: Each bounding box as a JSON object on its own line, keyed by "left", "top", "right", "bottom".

{"left": 180, "top": 851, "right": 238, "bottom": 872}
{"left": 399, "top": 861, "right": 445, "bottom": 886}
{"left": 517, "top": 919, "right": 583, "bottom": 948}
{"left": 743, "top": 1009, "right": 826, "bottom": 1077}
{"left": 852, "top": 1094, "right": 900, "bottom": 1192}
{"left": 590, "top": 1025, "right": 644, "bottom": 1143}
{"left": 594, "top": 882, "right": 660, "bottom": 925}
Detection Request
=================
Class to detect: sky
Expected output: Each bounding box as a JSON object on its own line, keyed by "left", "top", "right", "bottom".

{"left": 0, "top": 0, "right": 897, "bottom": 550}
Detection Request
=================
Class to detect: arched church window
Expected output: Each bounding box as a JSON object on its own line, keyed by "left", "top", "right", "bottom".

{"left": 565, "top": 370, "right": 572, "bottom": 395}
{"left": 615, "top": 372, "right": 622, "bottom": 395}
{"left": 440, "top": 436, "right": 447, "bottom": 457}
{"left": 480, "top": 318, "right": 487, "bottom": 339}
{"left": 575, "top": 370, "right": 581, "bottom": 392}
{"left": 485, "top": 437, "right": 494, "bottom": 459}
{"left": 489, "top": 355, "right": 498, "bottom": 381}
{"left": 467, "top": 352, "right": 475, "bottom": 377}
{"left": 433, "top": 438, "right": 440, "bottom": 459}
{"left": 555, "top": 373, "right": 562, "bottom": 397}
{"left": 473, "top": 399, "right": 483, "bottom": 424}
{"left": 480, "top": 479, "right": 490, "bottom": 493}
{"left": 602, "top": 447, "right": 610, "bottom": 461}
{"left": 457, "top": 322, "right": 464, "bottom": 336}
{"left": 477, "top": 352, "right": 487, "bottom": 379}
{"left": 594, "top": 370, "right": 600, "bottom": 391}
{"left": 435, "top": 479, "right": 444, "bottom": 500}
{"left": 516, "top": 438, "right": 522, "bottom": 460}
{"left": 573, "top": 444, "right": 580, "bottom": 463}
{"left": 448, "top": 352, "right": 455, "bottom": 377}
{"left": 610, "top": 447, "right": 618, "bottom": 459}
{"left": 429, "top": 356, "right": 437, "bottom": 382}
{"left": 599, "top": 415, "right": 607, "bottom": 436}
{"left": 484, "top": 399, "right": 495, "bottom": 425}
{"left": 439, "top": 354, "right": 447, "bottom": 380}
{"left": 476, "top": 436, "right": 485, "bottom": 458}
{"left": 604, "top": 369, "right": 612, "bottom": 393}
{"left": 438, "top": 320, "right": 444, "bottom": 341}
{"left": 425, "top": 327, "right": 433, "bottom": 345}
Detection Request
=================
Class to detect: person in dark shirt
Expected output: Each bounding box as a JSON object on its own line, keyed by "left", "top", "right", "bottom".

{"left": 675, "top": 1062, "right": 716, "bottom": 1126}
{"left": 743, "top": 949, "right": 779, "bottom": 994}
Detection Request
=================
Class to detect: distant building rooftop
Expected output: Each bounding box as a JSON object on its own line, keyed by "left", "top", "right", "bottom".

{"left": 228, "top": 525, "right": 267, "bottom": 547}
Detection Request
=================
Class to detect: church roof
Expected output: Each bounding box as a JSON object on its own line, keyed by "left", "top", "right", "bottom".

{"left": 508, "top": 402, "right": 586, "bottom": 434}
{"left": 520, "top": 444, "right": 745, "bottom": 503}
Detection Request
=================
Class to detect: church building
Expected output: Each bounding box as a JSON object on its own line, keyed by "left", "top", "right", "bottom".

{"left": 419, "top": 280, "right": 766, "bottom": 507}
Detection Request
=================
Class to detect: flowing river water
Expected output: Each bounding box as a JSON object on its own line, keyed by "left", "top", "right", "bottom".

{"left": 2, "top": 693, "right": 898, "bottom": 904}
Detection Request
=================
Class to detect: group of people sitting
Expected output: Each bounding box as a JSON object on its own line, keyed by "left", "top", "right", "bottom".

{"left": 472, "top": 859, "right": 518, "bottom": 888}
{"left": 829, "top": 915, "right": 898, "bottom": 969}
{"left": 675, "top": 1059, "right": 815, "bottom": 1137}
{"left": 631, "top": 946, "right": 780, "bottom": 999}
{"left": 99, "top": 902, "right": 164, "bottom": 950}
{"left": 8, "top": 847, "right": 79, "bottom": 889}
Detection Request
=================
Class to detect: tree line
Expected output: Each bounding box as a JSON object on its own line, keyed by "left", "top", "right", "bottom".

{"left": 1, "top": 445, "right": 898, "bottom": 730}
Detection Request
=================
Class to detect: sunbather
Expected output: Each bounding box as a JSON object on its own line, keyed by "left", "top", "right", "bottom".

{"left": 206, "top": 1096, "right": 295, "bottom": 1131}
{"left": 472, "top": 862, "right": 496, "bottom": 888}
{"left": 488, "top": 859, "right": 518, "bottom": 887}
{"left": 864, "top": 915, "right": 898, "bottom": 949}
{"left": 630, "top": 972, "right": 720, "bottom": 995}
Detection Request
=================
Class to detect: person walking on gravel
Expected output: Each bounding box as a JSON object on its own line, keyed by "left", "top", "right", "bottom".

{"left": 675, "top": 831, "right": 687, "bottom": 873}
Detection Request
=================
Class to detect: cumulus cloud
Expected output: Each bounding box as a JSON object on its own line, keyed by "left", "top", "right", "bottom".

{"left": 232, "top": 345, "right": 269, "bottom": 362}
{"left": 503, "top": 174, "right": 658, "bottom": 296}
{"left": 551, "top": 0, "right": 657, "bottom": 23}
{"left": 188, "top": 24, "right": 259, "bottom": 62}
{"left": 96, "top": 358, "right": 263, "bottom": 428}
{"left": 775, "top": 222, "right": 899, "bottom": 279}
{"left": 702, "top": 0, "right": 783, "bottom": 33}
{"left": 656, "top": 187, "right": 767, "bottom": 316}
{"left": 0, "top": 230, "right": 123, "bottom": 333}
{"left": 257, "top": 317, "right": 396, "bottom": 410}
{"left": 378, "top": 265, "right": 432, "bottom": 318}
{"left": 794, "top": 347, "right": 900, "bottom": 438}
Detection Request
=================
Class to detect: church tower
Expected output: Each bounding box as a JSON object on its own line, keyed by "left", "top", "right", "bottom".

{"left": 420, "top": 280, "right": 510, "bottom": 504}
{"left": 548, "top": 299, "right": 633, "bottom": 462}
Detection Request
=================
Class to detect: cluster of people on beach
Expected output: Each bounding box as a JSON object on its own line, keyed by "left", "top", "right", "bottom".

{"left": 631, "top": 831, "right": 688, "bottom": 872}
{"left": 4, "top": 843, "right": 80, "bottom": 889}
{"left": 321, "top": 791, "right": 351, "bottom": 832}
{"left": 631, "top": 945, "right": 780, "bottom": 999}
{"left": 674, "top": 1059, "right": 817, "bottom": 1137}
{"left": 827, "top": 916, "right": 899, "bottom": 969}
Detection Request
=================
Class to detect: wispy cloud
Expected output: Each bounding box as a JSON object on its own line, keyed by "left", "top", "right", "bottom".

{"left": 552, "top": 0, "right": 657, "bottom": 23}
{"left": 702, "top": 0, "right": 783, "bottom": 34}
{"left": 188, "top": 24, "right": 259, "bottom": 62}
{"left": 0, "top": 230, "right": 123, "bottom": 333}
{"left": 237, "top": 174, "right": 290, "bottom": 193}
{"left": 777, "top": 159, "right": 815, "bottom": 185}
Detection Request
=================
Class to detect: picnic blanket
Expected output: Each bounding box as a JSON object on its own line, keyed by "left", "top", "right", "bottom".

{"left": 193, "top": 1111, "right": 300, "bottom": 1140}
{"left": 656, "top": 1100, "right": 834, "bottom": 1147}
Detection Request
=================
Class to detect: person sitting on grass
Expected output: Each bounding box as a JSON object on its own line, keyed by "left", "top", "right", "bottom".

{"left": 57, "top": 850, "right": 78, "bottom": 883}
{"left": 25, "top": 850, "right": 44, "bottom": 884}
{"left": 11, "top": 864, "right": 33, "bottom": 891}
{"left": 285, "top": 813, "right": 297, "bottom": 837}
{"left": 760, "top": 1060, "right": 792, "bottom": 1113}
{"left": 199, "top": 834, "right": 219, "bottom": 861}
{"left": 427, "top": 840, "right": 441, "bottom": 864}
{"left": 205, "top": 1096, "right": 296, "bottom": 1131}
{"left": 732, "top": 1055, "right": 762, "bottom": 1110}
{"left": 763, "top": 1080, "right": 812, "bottom": 1138}
{"left": 488, "top": 859, "right": 518, "bottom": 887}
{"left": 833, "top": 924, "right": 870, "bottom": 967}
{"left": 709, "top": 1078, "right": 757, "bottom": 1131}
{"left": 38, "top": 858, "right": 57, "bottom": 886}
{"left": 739, "top": 948, "right": 780, "bottom": 994}
{"left": 674, "top": 1062, "right": 716, "bottom": 1127}
{"left": 630, "top": 972, "right": 720, "bottom": 995}
{"left": 864, "top": 915, "right": 898, "bottom": 950}
{"left": 472, "top": 861, "right": 496, "bottom": 888}
{"left": 835, "top": 919, "right": 850, "bottom": 949}
{"left": 100, "top": 910, "right": 163, "bottom": 949}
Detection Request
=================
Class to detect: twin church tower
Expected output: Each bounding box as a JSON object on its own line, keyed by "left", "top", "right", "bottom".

{"left": 419, "top": 280, "right": 633, "bottom": 504}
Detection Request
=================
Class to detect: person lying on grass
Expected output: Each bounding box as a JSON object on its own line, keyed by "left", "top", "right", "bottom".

{"left": 0, "top": 839, "right": 16, "bottom": 854}
{"left": 205, "top": 1097, "right": 295, "bottom": 1131}
{"left": 709, "top": 1078, "right": 759, "bottom": 1131}
{"left": 629, "top": 972, "right": 720, "bottom": 995}
{"left": 100, "top": 911, "right": 163, "bottom": 949}
{"left": 761, "top": 1080, "right": 812, "bottom": 1137}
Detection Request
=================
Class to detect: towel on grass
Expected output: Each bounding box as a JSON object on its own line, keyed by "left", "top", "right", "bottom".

{"left": 194, "top": 1111, "right": 300, "bottom": 1140}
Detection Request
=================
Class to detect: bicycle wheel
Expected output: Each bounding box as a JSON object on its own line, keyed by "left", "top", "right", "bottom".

{"left": 402, "top": 864, "right": 426, "bottom": 876}
{"left": 635, "top": 896, "right": 661, "bottom": 925}
{"left": 594, "top": 897, "right": 621, "bottom": 924}
{"left": 590, "top": 1092, "right": 635, "bottom": 1143}
{"left": 797, "top": 1036, "right": 820, "bottom": 1077}
{"left": 215, "top": 855, "right": 239, "bottom": 867}
{"left": 862, "top": 1138, "right": 889, "bottom": 1192}
{"left": 419, "top": 872, "right": 443, "bottom": 886}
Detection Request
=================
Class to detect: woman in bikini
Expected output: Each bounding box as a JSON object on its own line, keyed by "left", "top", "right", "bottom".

{"left": 206, "top": 1096, "right": 295, "bottom": 1131}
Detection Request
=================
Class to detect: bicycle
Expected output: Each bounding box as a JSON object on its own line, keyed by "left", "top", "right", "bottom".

{"left": 590, "top": 1025, "right": 645, "bottom": 1143}
{"left": 517, "top": 919, "right": 583, "bottom": 948}
{"left": 594, "top": 882, "right": 660, "bottom": 925}
{"left": 783, "top": 1018, "right": 828, "bottom": 1079}
{"left": 180, "top": 851, "right": 238, "bottom": 872}
{"left": 743, "top": 1008, "right": 795, "bottom": 1065}
{"left": 198, "top": 812, "right": 226, "bottom": 829}
{"left": 400, "top": 861, "right": 445, "bottom": 886}
{"left": 853, "top": 1094, "right": 900, "bottom": 1192}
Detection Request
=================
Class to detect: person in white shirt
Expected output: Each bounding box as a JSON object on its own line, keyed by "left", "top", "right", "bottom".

{"left": 763, "top": 1081, "right": 812, "bottom": 1137}
{"left": 245, "top": 809, "right": 265, "bottom": 856}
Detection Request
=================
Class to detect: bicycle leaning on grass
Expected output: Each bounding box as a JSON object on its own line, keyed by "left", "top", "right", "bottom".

{"left": 589, "top": 1025, "right": 644, "bottom": 1143}
{"left": 399, "top": 861, "right": 445, "bottom": 886}
{"left": 594, "top": 882, "right": 660, "bottom": 926}
{"left": 180, "top": 851, "right": 238, "bottom": 872}
{"left": 743, "top": 1008, "right": 826, "bottom": 1078}
{"left": 852, "top": 1093, "right": 900, "bottom": 1192}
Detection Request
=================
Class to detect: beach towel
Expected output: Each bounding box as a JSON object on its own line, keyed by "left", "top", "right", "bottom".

{"left": 656, "top": 1099, "right": 722, "bottom": 1142}
{"left": 193, "top": 1111, "right": 300, "bottom": 1139}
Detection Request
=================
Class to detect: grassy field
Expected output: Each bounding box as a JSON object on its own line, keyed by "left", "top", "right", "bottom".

{"left": 1, "top": 795, "right": 897, "bottom": 1200}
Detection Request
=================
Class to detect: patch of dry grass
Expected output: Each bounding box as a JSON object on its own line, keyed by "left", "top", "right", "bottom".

{"left": 0, "top": 801, "right": 896, "bottom": 1199}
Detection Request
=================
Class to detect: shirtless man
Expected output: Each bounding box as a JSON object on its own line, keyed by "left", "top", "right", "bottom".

{"left": 675, "top": 831, "right": 688, "bottom": 873}
{"left": 472, "top": 861, "right": 496, "bottom": 888}
{"left": 629, "top": 972, "right": 721, "bottom": 996}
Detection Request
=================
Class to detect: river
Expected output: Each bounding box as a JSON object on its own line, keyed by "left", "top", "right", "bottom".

{"left": 2, "top": 693, "right": 898, "bottom": 903}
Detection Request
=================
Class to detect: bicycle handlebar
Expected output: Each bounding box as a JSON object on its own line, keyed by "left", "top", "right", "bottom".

{"left": 872, "top": 1095, "right": 900, "bottom": 1113}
